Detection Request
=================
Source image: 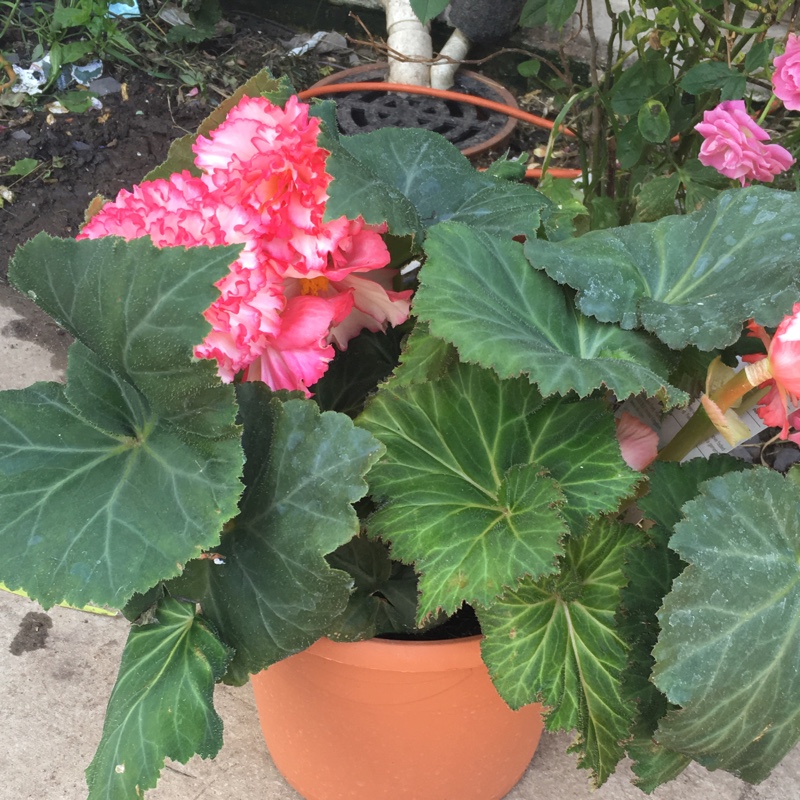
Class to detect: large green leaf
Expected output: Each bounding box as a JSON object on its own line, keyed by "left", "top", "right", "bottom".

{"left": 168, "top": 385, "right": 384, "bottom": 683}
{"left": 331, "top": 128, "right": 550, "bottom": 240}
{"left": 86, "top": 599, "right": 232, "bottom": 800}
{"left": 387, "top": 321, "right": 459, "bottom": 388}
{"left": 619, "top": 527, "right": 691, "bottom": 790}
{"left": 621, "top": 456, "right": 751, "bottom": 789}
{"left": 653, "top": 468, "right": 800, "bottom": 782}
{"left": 326, "top": 535, "right": 421, "bottom": 640}
{"left": 359, "top": 363, "right": 565, "bottom": 619}
{"left": 524, "top": 398, "right": 640, "bottom": 533}
{"left": 479, "top": 519, "right": 640, "bottom": 785}
{"left": 358, "top": 362, "right": 640, "bottom": 619}
{"left": 9, "top": 234, "right": 241, "bottom": 436}
{"left": 322, "top": 129, "right": 424, "bottom": 240}
{"left": 414, "top": 222, "right": 686, "bottom": 404}
{"left": 639, "top": 455, "right": 751, "bottom": 533}
{"left": 525, "top": 188, "right": 800, "bottom": 350}
{"left": 0, "top": 236, "right": 243, "bottom": 609}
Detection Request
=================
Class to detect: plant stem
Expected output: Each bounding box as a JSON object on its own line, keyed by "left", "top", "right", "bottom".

{"left": 757, "top": 93, "right": 778, "bottom": 124}
{"left": 540, "top": 87, "right": 595, "bottom": 180}
{"left": 657, "top": 369, "right": 761, "bottom": 462}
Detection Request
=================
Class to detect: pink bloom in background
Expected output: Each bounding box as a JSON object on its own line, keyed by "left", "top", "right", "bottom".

{"left": 744, "top": 306, "right": 800, "bottom": 441}
{"left": 615, "top": 412, "right": 658, "bottom": 471}
{"left": 773, "top": 35, "right": 800, "bottom": 111}
{"left": 695, "top": 100, "right": 794, "bottom": 186}
{"left": 79, "top": 95, "right": 412, "bottom": 395}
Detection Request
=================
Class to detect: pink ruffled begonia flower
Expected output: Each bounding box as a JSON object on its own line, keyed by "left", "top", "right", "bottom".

{"left": 773, "top": 34, "right": 800, "bottom": 111}
{"left": 79, "top": 95, "right": 412, "bottom": 395}
{"left": 744, "top": 304, "right": 800, "bottom": 442}
{"left": 615, "top": 412, "right": 659, "bottom": 471}
{"left": 695, "top": 100, "right": 794, "bottom": 186}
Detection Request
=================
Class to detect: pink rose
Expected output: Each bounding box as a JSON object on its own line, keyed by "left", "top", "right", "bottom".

{"left": 694, "top": 100, "right": 794, "bottom": 186}
{"left": 773, "top": 35, "right": 800, "bottom": 111}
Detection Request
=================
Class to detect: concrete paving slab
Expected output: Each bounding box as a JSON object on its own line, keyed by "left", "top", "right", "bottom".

{"left": 1, "top": 287, "right": 798, "bottom": 800}
{"left": 4, "top": 581, "right": 800, "bottom": 800}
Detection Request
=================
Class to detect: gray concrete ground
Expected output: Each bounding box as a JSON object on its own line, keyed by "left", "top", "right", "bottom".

{"left": 2, "top": 285, "right": 799, "bottom": 800}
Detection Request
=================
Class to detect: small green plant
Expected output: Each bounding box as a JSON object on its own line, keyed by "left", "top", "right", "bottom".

{"left": 518, "top": 0, "right": 800, "bottom": 223}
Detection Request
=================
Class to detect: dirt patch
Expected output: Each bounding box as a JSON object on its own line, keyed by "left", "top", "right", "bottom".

{"left": 9, "top": 611, "right": 53, "bottom": 655}
{"left": 0, "top": 11, "right": 350, "bottom": 282}
{"left": 0, "top": 71, "right": 213, "bottom": 282}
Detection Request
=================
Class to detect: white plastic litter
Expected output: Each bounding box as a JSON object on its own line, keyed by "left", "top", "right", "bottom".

{"left": 107, "top": 0, "right": 140, "bottom": 18}
{"left": 287, "top": 31, "right": 328, "bottom": 57}
{"left": 10, "top": 63, "right": 46, "bottom": 95}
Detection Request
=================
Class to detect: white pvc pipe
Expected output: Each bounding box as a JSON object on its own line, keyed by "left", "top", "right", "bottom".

{"left": 382, "top": 0, "right": 432, "bottom": 86}
{"left": 431, "top": 28, "right": 470, "bottom": 90}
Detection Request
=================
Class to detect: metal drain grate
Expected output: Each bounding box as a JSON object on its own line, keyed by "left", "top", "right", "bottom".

{"left": 323, "top": 67, "right": 516, "bottom": 154}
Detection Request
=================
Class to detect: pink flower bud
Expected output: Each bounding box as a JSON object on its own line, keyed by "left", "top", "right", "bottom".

{"left": 695, "top": 100, "right": 794, "bottom": 186}
{"left": 615, "top": 412, "right": 658, "bottom": 471}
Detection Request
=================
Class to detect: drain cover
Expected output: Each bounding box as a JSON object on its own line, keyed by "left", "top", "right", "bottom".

{"left": 315, "top": 66, "right": 517, "bottom": 156}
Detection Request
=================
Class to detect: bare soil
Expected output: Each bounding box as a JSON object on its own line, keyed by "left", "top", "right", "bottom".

{"left": 0, "top": 11, "right": 328, "bottom": 280}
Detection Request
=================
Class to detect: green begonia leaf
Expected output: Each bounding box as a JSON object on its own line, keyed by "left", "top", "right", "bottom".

{"left": 86, "top": 599, "right": 232, "bottom": 800}
{"left": 358, "top": 362, "right": 640, "bottom": 620}
{"left": 639, "top": 455, "right": 751, "bottom": 532}
{"left": 626, "top": 727, "right": 693, "bottom": 793}
{"left": 359, "top": 363, "right": 565, "bottom": 619}
{"left": 387, "top": 321, "right": 458, "bottom": 388}
{"left": 525, "top": 187, "right": 800, "bottom": 350}
{"left": 619, "top": 527, "right": 691, "bottom": 790}
{"left": 168, "top": 384, "right": 384, "bottom": 682}
{"left": 414, "top": 222, "right": 686, "bottom": 404}
{"left": 479, "top": 519, "right": 640, "bottom": 786}
{"left": 326, "top": 536, "right": 421, "bottom": 640}
{"left": 0, "top": 235, "right": 243, "bottom": 609}
{"left": 331, "top": 128, "right": 550, "bottom": 240}
{"left": 622, "top": 456, "right": 751, "bottom": 789}
{"left": 10, "top": 234, "right": 241, "bottom": 437}
{"left": 524, "top": 397, "right": 641, "bottom": 533}
{"left": 653, "top": 468, "right": 800, "bottom": 782}
{"left": 322, "top": 129, "right": 424, "bottom": 240}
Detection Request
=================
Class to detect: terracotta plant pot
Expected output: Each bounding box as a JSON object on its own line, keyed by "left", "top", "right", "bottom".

{"left": 251, "top": 635, "right": 544, "bottom": 800}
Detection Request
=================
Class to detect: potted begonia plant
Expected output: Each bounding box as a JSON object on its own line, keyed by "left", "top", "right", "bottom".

{"left": 4, "top": 45, "right": 800, "bottom": 799}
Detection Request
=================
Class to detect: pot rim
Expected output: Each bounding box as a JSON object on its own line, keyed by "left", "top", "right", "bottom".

{"left": 303, "top": 634, "right": 486, "bottom": 670}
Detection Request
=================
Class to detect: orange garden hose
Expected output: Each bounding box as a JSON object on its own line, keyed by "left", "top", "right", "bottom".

{"left": 298, "top": 81, "right": 583, "bottom": 181}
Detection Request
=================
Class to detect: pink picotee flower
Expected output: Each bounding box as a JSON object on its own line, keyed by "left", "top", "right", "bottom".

{"left": 773, "top": 35, "right": 800, "bottom": 111}
{"left": 744, "top": 305, "right": 800, "bottom": 441}
{"left": 695, "top": 100, "right": 794, "bottom": 186}
{"left": 79, "top": 95, "right": 412, "bottom": 395}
